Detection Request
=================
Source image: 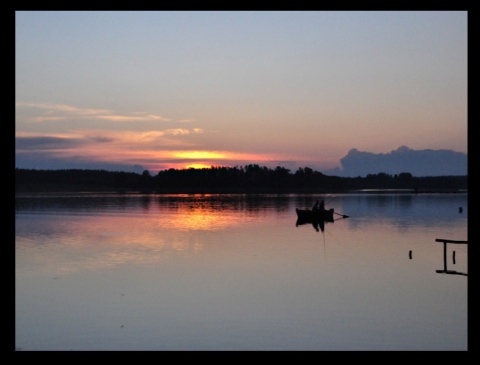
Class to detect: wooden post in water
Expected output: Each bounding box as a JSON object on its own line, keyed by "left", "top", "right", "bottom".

{"left": 442, "top": 240, "right": 447, "bottom": 271}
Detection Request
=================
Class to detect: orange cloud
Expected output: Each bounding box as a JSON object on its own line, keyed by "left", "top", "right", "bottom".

{"left": 96, "top": 114, "right": 170, "bottom": 122}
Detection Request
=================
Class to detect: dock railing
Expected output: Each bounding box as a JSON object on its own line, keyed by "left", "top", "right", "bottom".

{"left": 435, "top": 238, "right": 468, "bottom": 276}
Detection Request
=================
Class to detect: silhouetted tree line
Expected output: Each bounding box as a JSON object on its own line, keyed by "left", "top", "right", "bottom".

{"left": 15, "top": 166, "right": 467, "bottom": 193}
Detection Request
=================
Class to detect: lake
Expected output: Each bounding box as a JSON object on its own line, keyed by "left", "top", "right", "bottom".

{"left": 15, "top": 192, "right": 468, "bottom": 351}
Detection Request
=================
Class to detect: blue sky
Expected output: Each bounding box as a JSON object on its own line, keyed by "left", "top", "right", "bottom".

{"left": 15, "top": 11, "right": 468, "bottom": 173}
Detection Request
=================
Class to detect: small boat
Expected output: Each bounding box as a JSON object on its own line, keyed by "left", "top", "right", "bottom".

{"left": 295, "top": 208, "right": 335, "bottom": 222}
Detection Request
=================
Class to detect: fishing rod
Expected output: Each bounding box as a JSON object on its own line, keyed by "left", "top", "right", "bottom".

{"left": 317, "top": 196, "right": 350, "bottom": 218}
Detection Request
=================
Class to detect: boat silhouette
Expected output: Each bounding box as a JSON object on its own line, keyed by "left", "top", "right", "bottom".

{"left": 295, "top": 208, "right": 335, "bottom": 232}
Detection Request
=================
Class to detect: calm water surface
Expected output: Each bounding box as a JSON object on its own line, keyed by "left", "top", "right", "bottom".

{"left": 15, "top": 193, "right": 468, "bottom": 351}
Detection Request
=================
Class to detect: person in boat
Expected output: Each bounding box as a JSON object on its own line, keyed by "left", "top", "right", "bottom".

{"left": 312, "top": 200, "right": 325, "bottom": 212}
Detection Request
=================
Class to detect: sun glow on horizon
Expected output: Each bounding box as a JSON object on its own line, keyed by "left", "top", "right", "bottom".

{"left": 174, "top": 151, "right": 227, "bottom": 159}
{"left": 185, "top": 163, "right": 215, "bottom": 169}
{"left": 15, "top": 130, "right": 341, "bottom": 173}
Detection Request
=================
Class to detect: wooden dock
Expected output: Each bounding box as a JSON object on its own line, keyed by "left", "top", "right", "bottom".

{"left": 435, "top": 238, "right": 468, "bottom": 276}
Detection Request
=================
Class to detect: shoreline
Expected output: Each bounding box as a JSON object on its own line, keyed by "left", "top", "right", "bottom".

{"left": 15, "top": 188, "right": 468, "bottom": 195}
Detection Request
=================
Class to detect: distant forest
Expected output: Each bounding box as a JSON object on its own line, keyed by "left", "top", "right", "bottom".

{"left": 15, "top": 165, "right": 468, "bottom": 193}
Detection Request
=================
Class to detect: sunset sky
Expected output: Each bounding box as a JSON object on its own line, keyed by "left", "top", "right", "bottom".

{"left": 15, "top": 11, "right": 468, "bottom": 174}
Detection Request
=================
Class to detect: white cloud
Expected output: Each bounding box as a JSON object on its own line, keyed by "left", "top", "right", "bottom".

{"left": 16, "top": 102, "right": 179, "bottom": 123}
